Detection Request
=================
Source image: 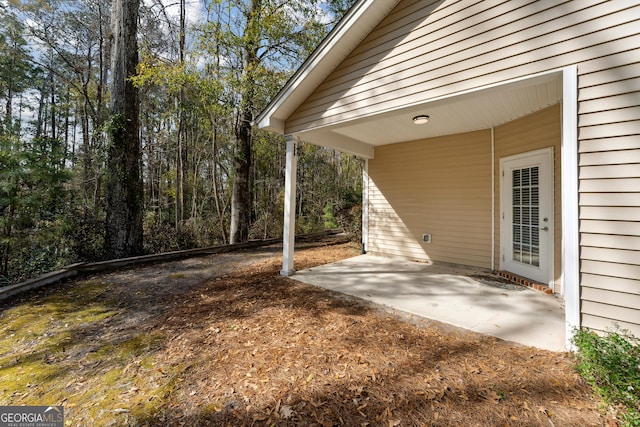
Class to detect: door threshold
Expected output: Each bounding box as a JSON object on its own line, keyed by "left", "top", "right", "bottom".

{"left": 498, "top": 271, "right": 553, "bottom": 295}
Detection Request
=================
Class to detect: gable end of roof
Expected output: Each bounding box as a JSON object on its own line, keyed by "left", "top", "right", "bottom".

{"left": 256, "top": 0, "right": 402, "bottom": 134}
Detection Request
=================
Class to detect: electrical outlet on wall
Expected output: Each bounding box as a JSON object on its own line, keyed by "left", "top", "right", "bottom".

{"left": 422, "top": 233, "right": 431, "bottom": 244}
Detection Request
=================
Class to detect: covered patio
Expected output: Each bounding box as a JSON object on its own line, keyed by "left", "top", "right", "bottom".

{"left": 270, "top": 68, "right": 577, "bottom": 350}
{"left": 256, "top": 0, "right": 581, "bottom": 351}
{"left": 294, "top": 254, "right": 566, "bottom": 351}
{"left": 257, "top": 0, "right": 640, "bottom": 358}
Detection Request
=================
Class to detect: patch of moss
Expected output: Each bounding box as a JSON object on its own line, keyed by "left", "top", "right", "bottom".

{"left": 169, "top": 273, "right": 188, "bottom": 279}
{"left": 86, "top": 332, "right": 166, "bottom": 363}
{"left": 139, "top": 355, "right": 156, "bottom": 370}
{"left": 0, "top": 356, "right": 66, "bottom": 404}
{"left": 127, "top": 363, "right": 192, "bottom": 425}
{"left": 0, "top": 282, "right": 117, "bottom": 360}
{"left": 0, "top": 278, "right": 189, "bottom": 425}
{"left": 54, "top": 366, "right": 133, "bottom": 423}
{"left": 199, "top": 401, "right": 224, "bottom": 417}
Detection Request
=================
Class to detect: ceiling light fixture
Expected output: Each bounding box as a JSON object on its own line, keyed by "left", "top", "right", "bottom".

{"left": 412, "top": 114, "right": 430, "bottom": 125}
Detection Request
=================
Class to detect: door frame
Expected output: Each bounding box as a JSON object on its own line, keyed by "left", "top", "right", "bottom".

{"left": 500, "top": 147, "right": 555, "bottom": 288}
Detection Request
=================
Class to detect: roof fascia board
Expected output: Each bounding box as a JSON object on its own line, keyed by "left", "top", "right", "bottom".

{"left": 256, "top": 0, "right": 401, "bottom": 134}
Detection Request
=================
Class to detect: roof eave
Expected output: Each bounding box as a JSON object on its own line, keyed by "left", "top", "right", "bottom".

{"left": 256, "top": 0, "right": 402, "bottom": 134}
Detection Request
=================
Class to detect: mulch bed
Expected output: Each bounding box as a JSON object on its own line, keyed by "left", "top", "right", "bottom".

{"left": 1, "top": 240, "right": 607, "bottom": 426}
{"left": 149, "top": 243, "right": 604, "bottom": 426}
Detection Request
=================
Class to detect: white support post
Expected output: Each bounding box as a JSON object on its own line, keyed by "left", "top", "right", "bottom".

{"left": 562, "top": 65, "right": 580, "bottom": 349}
{"left": 362, "top": 159, "right": 369, "bottom": 253}
{"left": 281, "top": 135, "right": 298, "bottom": 276}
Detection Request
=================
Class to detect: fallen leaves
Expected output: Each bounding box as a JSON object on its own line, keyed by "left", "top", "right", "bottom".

{"left": 279, "top": 404, "right": 294, "bottom": 419}
{"left": 479, "top": 389, "right": 503, "bottom": 404}
{"left": 151, "top": 241, "right": 604, "bottom": 425}
{"left": 1, "top": 240, "right": 606, "bottom": 426}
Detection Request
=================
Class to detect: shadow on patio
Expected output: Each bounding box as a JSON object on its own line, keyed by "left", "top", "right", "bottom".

{"left": 294, "top": 254, "right": 566, "bottom": 351}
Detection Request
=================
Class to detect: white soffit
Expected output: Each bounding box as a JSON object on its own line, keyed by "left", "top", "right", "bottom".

{"left": 295, "top": 71, "right": 563, "bottom": 157}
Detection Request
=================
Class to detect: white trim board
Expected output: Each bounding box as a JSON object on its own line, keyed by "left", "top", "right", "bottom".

{"left": 561, "top": 65, "right": 580, "bottom": 350}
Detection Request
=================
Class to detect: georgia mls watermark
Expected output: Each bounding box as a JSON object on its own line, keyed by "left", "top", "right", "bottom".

{"left": 0, "top": 406, "right": 64, "bottom": 427}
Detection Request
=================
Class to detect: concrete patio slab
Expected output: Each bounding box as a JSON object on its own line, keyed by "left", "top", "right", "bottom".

{"left": 294, "top": 254, "right": 566, "bottom": 351}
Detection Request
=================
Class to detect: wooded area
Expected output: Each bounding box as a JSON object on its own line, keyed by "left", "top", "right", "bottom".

{"left": 0, "top": 0, "right": 361, "bottom": 284}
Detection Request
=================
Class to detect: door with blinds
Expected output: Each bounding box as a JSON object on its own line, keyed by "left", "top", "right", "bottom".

{"left": 500, "top": 148, "right": 554, "bottom": 286}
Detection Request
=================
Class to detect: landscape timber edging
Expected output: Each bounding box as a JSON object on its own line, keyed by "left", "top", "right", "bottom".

{"left": 0, "top": 229, "right": 344, "bottom": 302}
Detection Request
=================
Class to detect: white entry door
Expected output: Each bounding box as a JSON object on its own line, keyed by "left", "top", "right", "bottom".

{"left": 500, "top": 148, "right": 554, "bottom": 285}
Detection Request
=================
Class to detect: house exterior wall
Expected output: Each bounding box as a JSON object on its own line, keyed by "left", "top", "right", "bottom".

{"left": 493, "top": 105, "right": 562, "bottom": 293}
{"left": 287, "top": 0, "right": 640, "bottom": 133}
{"left": 367, "top": 106, "right": 562, "bottom": 276}
{"left": 289, "top": 0, "right": 640, "bottom": 336}
{"left": 367, "top": 130, "right": 492, "bottom": 267}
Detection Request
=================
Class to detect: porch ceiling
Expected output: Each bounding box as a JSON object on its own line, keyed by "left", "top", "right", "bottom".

{"left": 293, "top": 71, "right": 563, "bottom": 159}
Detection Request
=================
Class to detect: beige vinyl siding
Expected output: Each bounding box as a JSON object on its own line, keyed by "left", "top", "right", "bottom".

{"left": 492, "top": 105, "right": 562, "bottom": 292}
{"left": 287, "top": 1, "right": 640, "bottom": 133}
{"left": 581, "top": 234, "right": 640, "bottom": 252}
{"left": 581, "top": 314, "right": 640, "bottom": 335}
{"left": 367, "top": 130, "right": 492, "bottom": 267}
{"left": 579, "top": 165, "right": 640, "bottom": 180}
{"left": 580, "top": 220, "right": 640, "bottom": 235}
{"left": 580, "top": 135, "right": 640, "bottom": 153}
{"left": 577, "top": 11, "right": 640, "bottom": 335}
{"left": 287, "top": 0, "right": 640, "bottom": 333}
{"left": 579, "top": 137, "right": 640, "bottom": 336}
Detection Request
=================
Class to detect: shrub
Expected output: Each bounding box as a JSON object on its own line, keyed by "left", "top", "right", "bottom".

{"left": 63, "top": 207, "right": 105, "bottom": 262}
{"left": 322, "top": 202, "right": 339, "bottom": 230}
{"left": 334, "top": 188, "right": 362, "bottom": 242}
{"left": 335, "top": 203, "right": 361, "bottom": 242}
{"left": 143, "top": 213, "right": 181, "bottom": 254}
{"left": 572, "top": 327, "right": 640, "bottom": 426}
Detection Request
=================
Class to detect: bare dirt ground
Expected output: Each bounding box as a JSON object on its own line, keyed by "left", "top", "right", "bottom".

{"left": 0, "top": 239, "right": 607, "bottom": 426}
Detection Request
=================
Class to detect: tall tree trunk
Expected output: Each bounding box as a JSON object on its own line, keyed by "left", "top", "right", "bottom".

{"left": 81, "top": 96, "right": 91, "bottom": 206}
{"left": 175, "top": 0, "right": 187, "bottom": 229}
{"left": 230, "top": 0, "right": 260, "bottom": 244}
{"left": 64, "top": 85, "right": 70, "bottom": 164}
{"left": 210, "top": 118, "right": 227, "bottom": 244}
{"left": 35, "top": 79, "right": 46, "bottom": 139}
{"left": 104, "top": 0, "right": 143, "bottom": 259}
{"left": 175, "top": 102, "right": 184, "bottom": 227}
{"left": 94, "top": 1, "right": 109, "bottom": 211}
{"left": 3, "top": 37, "right": 18, "bottom": 135}
{"left": 49, "top": 68, "right": 56, "bottom": 140}
{"left": 97, "top": 0, "right": 106, "bottom": 127}
{"left": 4, "top": 71, "right": 13, "bottom": 134}
{"left": 0, "top": 204, "right": 14, "bottom": 279}
{"left": 230, "top": 105, "right": 252, "bottom": 243}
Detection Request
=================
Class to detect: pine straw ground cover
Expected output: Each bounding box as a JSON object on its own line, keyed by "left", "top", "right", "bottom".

{"left": 0, "top": 241, "right": 606, "bottom": 426}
